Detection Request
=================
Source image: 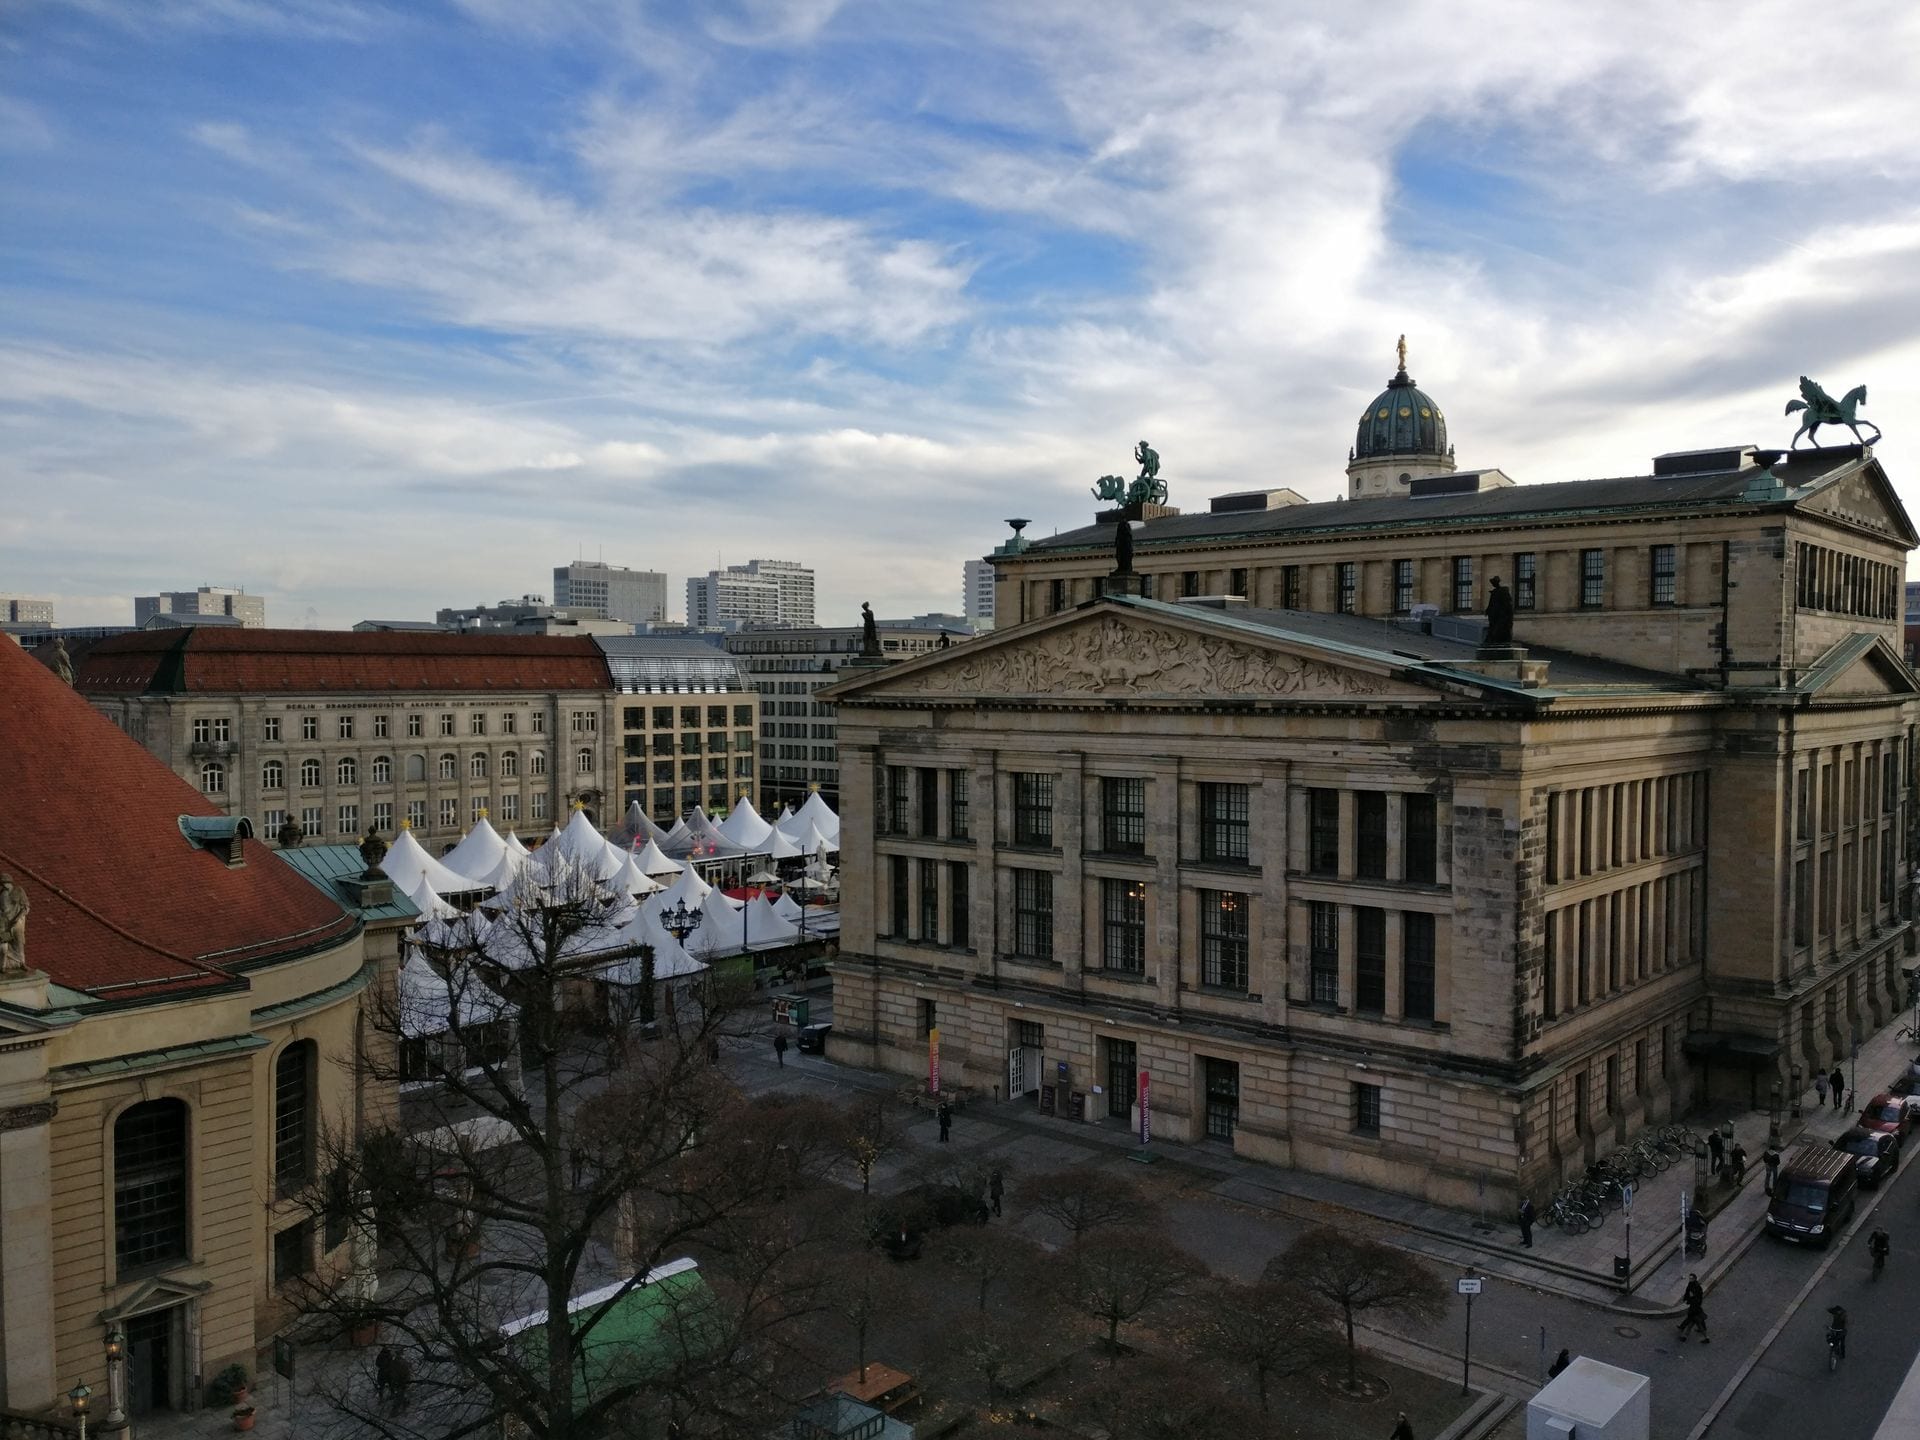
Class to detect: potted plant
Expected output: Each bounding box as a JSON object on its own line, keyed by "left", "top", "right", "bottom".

{"left": 207, "top": 1364, "right": 250, "bottom": 1408}
{"left": 232, "top": 1403, "right": 257, "bottom": 1432}
{"left": 346, "top": 1310, "right": 380, "bottom": 1347}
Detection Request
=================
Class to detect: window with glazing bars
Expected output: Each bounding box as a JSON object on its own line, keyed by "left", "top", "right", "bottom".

{"left": 1102, "top": 776, "right": 1146, "bottom": 853}
{"left": 1181, "top": 571, "right": 1200, "bottom": 597}
{"left": 1013, "top": 772, "right": 1054, "bottom": 846}
{"left": 1308, "top": 788, "right": 1340, "bottom": 874}
{"left": 1102, "top": 878, "right": 1146, "bottom": 974}
{"left": 889, "top": 856, "right": 909, "bottom": 935}
{"left": 1013, "top": 869, "right": 1053, "bottom": 960}
{"left": 917, "top": 768, "right": 940, "bottom": 837}
{"left": 1451, "top": 556, "right": 1474, "bottom": 612}
{"left": 1580, "top": 549, "right": 1605, "bottom": 607}
{"left": 1200, "top": 890, "right": 1249, "bottom": 991}
{"left": 1281, "top": 566, "right": 1301, "bottom": 609}
{"left": 1230, "top": 568, "right": 1249, "bottom": 598}
{"left": 1309, "top": 901, "right": 1339, "bottom": 1004}
{"left": 1403, "top": 911, "right": 1436, "bottom": 1020}
{"left": 1404, "top": 793, "right": 1437, "bottom": 883}
{"left": 115, "top": 1100, "right": 189, "bottom": 1274}
{"left": 1354, "top": 905, "right": 1386, "bottom": 1013}
{"left": 1353, "top": 1082, "right": 1381, "bottom": 1134}
{"left": 949, "top": 862, "right": 970, "bottom": 948}
{"left": 1337, "top": 562, "right": 1357, "bottom": 614}
{"left": 1356, "top": 792, "right": 1388, "bottom": 880}
{"left": 918, "top": 858, "right": 940, "bottom": 940}
{"left": 1392, "top": 559, "right": 1414, "bottom": 614}
{"left": 1198, "top": 782, "right": 1249, "bottom": 862}
{"left": 885, "top": 765, "right": 909, "bottom": 835}
{"left": 950, "top": 770, "right": 970, "bottom": 839}
{"left": 275, "top": 1043, "right": 312, "bottom": 1188}
{"left": 1514, "top": 552, "right": 1537, "bottom": 609}
{"left": 1650, "top": 545, "right": 1677, "bottom": 606}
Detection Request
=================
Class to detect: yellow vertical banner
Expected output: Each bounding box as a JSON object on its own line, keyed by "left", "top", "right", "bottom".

{"left": 929, "top": 1025, "right": 941, "bottom": 1095}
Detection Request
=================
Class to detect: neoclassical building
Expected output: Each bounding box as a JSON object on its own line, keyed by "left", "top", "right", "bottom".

{"left": 0, "top": 638, "right": 388, "bottom": 1423}
{"left": 825, "top": 366, "right": 1917, "bottom": 1207}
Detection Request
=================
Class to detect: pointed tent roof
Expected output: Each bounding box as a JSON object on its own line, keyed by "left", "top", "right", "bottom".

{"left": 763, "top": 826, "right": 802, "bottom": 861}
{"left": 619, "top": 800, "right": 675, "bottom": 850}
{"left": 790, "top": 820, "right": 836, "bottom": 858}
{"left": 471, "top": 844, "right": 525, "bottom": 895}
{"left": 609, "top": 848, "right": 664, "bottom": 899}
{"left": 652, "top": 864, "right": 713, "bottom": 912}
{"left": 671, "top": 806, "right": 743, "bottom": 860}
{"left": 632, "top": 838, "right": 684, "bottom": 877}
{"left": 505, "top": 829, "right": 532, "bottom": 857}
{"left": 686, "top": 885, "right": 746, "bottom": 958}
{"left": 382, "top": 825, "right": 484, "bottom": 896}
{"left": 741, "top": 893, "right": 798, "bottom": 948}
{"left": 404, "top": 874, "right": 461, "bottom": 922}
{"left": 604, "top": 903, "right": 704, "bottom": 981}
{"left": 717, "top": 796, "right": 774, "bottom": 849}
{"left": 397, "top": 952, "right": 515, "bottom": 1037}
{"left": 442, "top": 816, "right": 510, "bottom": 884}
{"left": 771, "top": 893, "right": 804, "bottom": 924}
{"left": 786, "top": 792, "right": 840, "bottom": 842}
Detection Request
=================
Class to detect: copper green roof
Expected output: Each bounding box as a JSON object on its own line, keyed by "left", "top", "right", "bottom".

{"left": 277, "top": 844, "right": 421, "bottom": 923}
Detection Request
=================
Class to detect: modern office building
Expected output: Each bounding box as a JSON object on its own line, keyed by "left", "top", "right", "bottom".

{"left": 824, "top": 356, "right": 1917, "bottom": 1211}
{"left": 686, "top": 559, "right": 815, "bottom": 629}
{"left": 595, "top": 636, "right": 760, "bottom": 820}
{"left": 553, "top": 562, "right": 670, "bottom": 625}
{"left": 71, "top": 629, "right": 618, "bottom": 850}
{"left": 964, "top": 558, "right": 996, "bottom": 630}
{"left": 134, "top": 586, "right": 266, "bottom": 628}
{"left": 0, "top": 595, "right": 54, "bottom": 627}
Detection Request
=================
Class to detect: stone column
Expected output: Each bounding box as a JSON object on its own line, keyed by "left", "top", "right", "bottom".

{"left": 1056, "top": 755, "right": 1087, "bottom": 988}
{"left": 1151, "top": 757, "right": 1181, "bottom": 1010}
{"left": 0, "top": 1036, "right": 55, "bottom": 1418}
{"left": 1259, "top": 763, "right": 1290, "bottom": 1027}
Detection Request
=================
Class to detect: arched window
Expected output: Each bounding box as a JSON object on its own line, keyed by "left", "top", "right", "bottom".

{"left": 438, "top": 754, "right": 457, "bottom": 781}
{"left": 371, "top": 756, "right": 391, "bottom": 785}
{"left": 115, "top": 1099, "right": 188, "bottom": 1275}
{"left": 262, "top": 760, "right": 284, "bottom": 790}
{"left": 274, "top": 1041, "right": 315, "bottom": 1189}
{"left": 529, "top": 751, "right": 547, "bottom": 777}
{"left": 406, "top": 754, "right": 426, "bottom": 783}
{"left": 469, "top": 753, "right": 488, "bottom": 780}
{"left": 576, "top": 747, "right": 594, "bottom": 775}
{"left": 201, "top": 762, "right": 225, "bottom": 794}
{"left": 301, "top": 758, "right": 321, "bottom": 787}
{"left": 500, "top": 751, "right": 518, "bottom": 779}
{"left": 336, "top": 757, "right": 357, "bottom": 786}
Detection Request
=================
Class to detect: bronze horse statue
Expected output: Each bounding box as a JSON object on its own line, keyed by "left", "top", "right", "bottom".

{"left": 1785, "top": 376, "right": 1881, "bottom": 448}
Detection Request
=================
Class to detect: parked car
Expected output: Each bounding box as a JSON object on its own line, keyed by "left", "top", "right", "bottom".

{"left": 796, "top": 1022, "right": 832, "bottom": 1054}
{"left": 869, "top": 1181, "right": 990, "bottom": 1257}
{"left": 1856, "top": 1092, "right": 1913, "bottom": 1141}
{"left": 1831, "top": 1126, "right": 1901, "bottom": 1188}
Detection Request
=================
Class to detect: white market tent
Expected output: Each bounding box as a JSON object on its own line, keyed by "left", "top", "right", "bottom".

{"left": 740, "top": 893, "right": 798, "bottom": 948}
{"left": 652, "top": 865, "right": 713, "bottom": 912}
{"left": 470, "top": 845, "right": 525, "bottom": 895}
{"left": 603, "top": 903, "right": 705, "bottom": 981}
{"left": 441, "top": 816, "right": 511, "bottom": 887}
{"left": 685, "top": 886, "right": 746, "bottom": 958}
{"left": 763, "top": 827, "right": 802, "bottom": 861}
{"left": 396, "top": 953, "right": 516, "bottom": 1038}
{"left": 608, "top": 848, "right": 664, "bottom": 899}
{"left": 672, "top": 806, "right": 745, "bottom": 860}
{"left": 780, "top": 793, "right": 840, "bottom": 845}
{"left": 632, "top": 838, "right": 684, "bottom": 877}
{"left": 771, "top": 893, "right": 805, "bottom": 925}
{"left": 404, "top": 874, "right": 462, "bottom": 922}
{"left": 717, "top": 796, "right": 774, "bottom": 850}
{"left": 383, "top": 826, "right": 485, "bottom": 896}
{"left": 504, "top": 829, "right": 532, "bottom": 858}
{"left": 620, "top": 800, "right": 676, "bottom": 851}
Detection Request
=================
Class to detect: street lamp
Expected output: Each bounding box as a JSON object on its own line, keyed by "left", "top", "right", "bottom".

{"left": 102, "top": 1326, "right": 127, "bottom": 1429}
{"left": 1790, "top": 1064, "right": 1803, "bottom": 1120}
{"left": 1768, "top": 1081, "right": 1783, "bottom": 1151}
{"left": 660, "top": 896, "right": 704, "bottom": 1020}
{"left": 68, "top": 1380, "right": 92, "bottom": 1440}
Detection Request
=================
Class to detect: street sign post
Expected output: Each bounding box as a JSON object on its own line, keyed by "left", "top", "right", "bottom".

{"left": 1138, "top": 1068, "right": 1151, "bottom": 1145}
{"left": 1456, "top": 1273, "right": 1481, "bottom": 1395}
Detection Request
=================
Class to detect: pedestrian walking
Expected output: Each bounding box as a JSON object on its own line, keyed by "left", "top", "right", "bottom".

{"left": 1831, "top": 1067, "right": 1846, "bottom": 1111}
{"left": 388, "top": 1351, "right": 413, "bottom": 1413}
{"left": 774, "top": 1033, "right": 788, "bottom": 1067}
{"left": 1707, "top": 1128, "right": 1724, "bottom": 1175}
{"left": 1763, "top": 1145, "right": 1781, "bottom": 1196}
{"left": 937, "top": 1100, "right": 952, "bottom": 1142}
{"left": 1389, "top": 1413, "right": 1415, "bottom": 1440}
{"left": 1815, "top": 1071, "right": 1829, "bottom": 1107}
{"left": 989, "top": 1167, "right": 1004, "bottom": 1217}
{"left": 374, "top": 1345, "right": 395, "bottom": 1404}
{"left": 1548, "top": 1348, "right": 1571, "bottom": 1379}
{"left": 1517, "top": 1195, "right": 1535, "bottom": 1248}
{"left": 1729, "top": 1141, "right": 1748, "bottom": 1187}
{"left": 1676, "top": 1273, "right": 1710, "bottom": 1343}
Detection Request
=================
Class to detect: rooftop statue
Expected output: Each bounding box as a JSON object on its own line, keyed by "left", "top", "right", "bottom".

{"left": 1485, "top": 577, "right": 1515, "bottom": 647}
{"left": 358, "top": 825, "right": 389, "bottom": 880}
{"left": 1113, "top": 519, "right": 1134, "bottom": 575}
{"left": 51, "top": 637, "right": 72, "bottom": 687}
{"left": 1786, "top": 376, "right": 1881, "bottom": 449}
{"left": 860, "top": 601, "right": 881, "bottom": 658}
{"left": 1134, "top": 439, "right": 1160, "bottom": 482}
{"left": 1396, "top": 333, "right": 1408, "bottom": 372}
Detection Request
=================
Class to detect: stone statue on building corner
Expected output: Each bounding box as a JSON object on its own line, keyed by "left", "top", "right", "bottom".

{"left": 0, "top": 874, "right": 29, "bottom": 974}
{"left": 1113, "top": 519, "right": 1134, "bottom": 576}
{"left": 278, "top": 815, "right": 304, "bottom": 849}
{"left": 51, "top": 637, "right": 73, "bottom": 686}
{"left": 1785, "top": 376, "right": 1881, "bottom": 449}
{"left": 860, "top": 602, "right": 881, "bottom": 658}
{"left": 1485, "top": 577, "right": 1515, "bottom": 647}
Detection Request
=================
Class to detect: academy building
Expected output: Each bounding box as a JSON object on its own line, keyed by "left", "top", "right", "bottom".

{"left": 823, "top": 348, "right": 1917, "bottom": 1207}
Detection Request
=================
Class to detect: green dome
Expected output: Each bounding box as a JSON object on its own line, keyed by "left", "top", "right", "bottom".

{"left": 1355, "top": 364, "right": 1448, "bottom": 461}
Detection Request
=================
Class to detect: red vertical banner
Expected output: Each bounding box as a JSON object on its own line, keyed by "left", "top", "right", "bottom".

{"left": 1138, "top": 1068, "right": 1151, "bottom": 1144}
{"left": 929, "top": 1026, "right": 941, "bottom": 1095}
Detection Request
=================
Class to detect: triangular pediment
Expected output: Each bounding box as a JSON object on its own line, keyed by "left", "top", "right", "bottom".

{"left": 1799, "top": 634, "right": 1920, "bottom": 699}
{"left": 98, "top": 1271, "right": 214, "bottom": 1323}
{"left": 1796, "top": 462, "right": 1919, "bottom": 545}
{"left": 828, "top": 601, "right": 1475, "bottom": 705}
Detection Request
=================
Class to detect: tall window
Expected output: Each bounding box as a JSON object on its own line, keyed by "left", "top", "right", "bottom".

{"left": 406, "top": 713, "right": 423, "bottom": 737}
{"left": 438, "top": 753, "right": 457, "bottom": 780}
{"left": 917, "top": 768, "right": 940, "bottom": 838}
{"left": 949, "top": 862, "right": 971, "bottom": 948}
{"left": 889, "top": 856, "right": 909, "bottom": 935}
{"left": 1392, "top": 559, "right": 1414, "bottom": 614}
{"left": 274, "top": 1222, "right": 313, "bottom": 1286}
{"left": 498, "top": 794, "right": 518, "bottom": 823}
{"left": 201, "top": 762, "right": 225, "bottom": 794}
{"left": 301, "top": 758, "right": 321, "bottom": 787}
{"left": 1404, "top": 794, "right": 1438, "bottom": 883}
{"left": 115, "top": 1099, "right": 189, "bottom": 1274}
{"left": 918, "top": 858, "right": 940, "bottom": 940}
{"left": 1013, "top": 772, "right": 1054, "bottom": 846}
{"left": 440, "top": 713, "right": 456, "bottom": 737}
{"left": 498, "top": 752, "right": 517, "bottom": 779}
{"left": 373, "top": 714, "right": 389, "bottom": 739}
{"left": 336, "top": 804, "right": 358, "bottom": 835}
{"left": 576, "top": 747, "right": 594, "bottom": 774}
{"left": 951, "top": 771, "right": 970, "bottom": 839}
{"left": 1281, "top": 566, "right": 1301, "bottom": 609}
{"left": 337, "top": 757, "right": 357, "bottom": 786}
{"left": 1451, "top": 556, "right": 1474, "bottom": 612}
{"left": 1650, "top": 544, "right": 1677, "bottom": 606}
{"left": 530, "top": 793, "right": 548, "bottom": 820}
{"left": 1013, "top": 869, "right": 1053, "bottom": 961}
{"left": 274, "top": 1042, "right": 314, "bottom": 1189}
{"left": 263, "top": 716, "right": 281, "bottom": 741}
{"left": 529, "top": 751, "right": 547, "bottom": 776}
{"left": 470, "top": 712, "right": 487, "bottom": 736}
{"left": 1102, "top": 776, "right": 1147, "bottom": 853}
{"left": 1309, "top": 901, "right": 1339, "bottom": 1005}
{"left": 1337, "top": 562, "right": 1357, "bottom": 614}
{"left": 1355, "top": 906, "right": 1386, "bottom": 1013}
{"left": 1353, "top": 1082, "right": 1381, "bottom": 1135}
{"left": 1181, "top": 570, "right": 1200, "bottom": 597}
{"left": 302, "top": 716, "right": 319, "bottom": 741}
{"left": 1101, "top": 879, "right": 1146, "bottom": 974}
{"left": 1049, "top": 578, "right": 1066, "bottom": 613}
{"left": 1403, "top": 911, "right": 1436, "bottom": 1021}
{"left": 440, "top": 798, "right": 458, "bottom": 827}
{"left": 1580, "top": 549, "right": 1605, "bottom": 607}
{"left": 1199, "top": 782, "right": 1249, "bottom": 863}
{"left": 301, "top": 806, "right": 321, "bottom": 836}
{"left": 1308, "top": 788, "right": 1340, "bottom": 875}
{"left": 1200, "top": 890, "right": 1249, "bottom": 991}
{"left": 338, "top": 715, "right": 354, "bottom": 741}
{"left": 371, "top": 756, "right": 391, "bottom": 784}
{"left": 1355, "top": 792, "right": 1387, "bottom": 880}
{"left": 884, "top": 765, "right": 908, "bottom": 835}
{"left": 531, "top": 712, "right": 546, "bottom": 735}
{"left": 1514, "top": 552, "right": 1537, "bottom": 609}
{"left": 1230, "top": 567, "right": 1249, "bottom": 598}
{"left": 372, "top": 801, "right": 392, "bottom": 831}
{"left": 468, "top": 753, "right": 488, "bottom": 780}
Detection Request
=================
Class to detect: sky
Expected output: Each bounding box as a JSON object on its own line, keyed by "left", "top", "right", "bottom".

{"left": 6, "top": 0, "right": 1920, "bottom": 630}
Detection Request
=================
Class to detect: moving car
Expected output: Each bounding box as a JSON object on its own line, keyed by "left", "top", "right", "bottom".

{"left": 1856, "top": 1092, "right": 1913, "bottom": 1141}
{"left": 1831, "top": 1126, "right": 1901, "bottom": 1187}
{"left": 1766, "top": 1144, "right": 1858, "bottom": 1246}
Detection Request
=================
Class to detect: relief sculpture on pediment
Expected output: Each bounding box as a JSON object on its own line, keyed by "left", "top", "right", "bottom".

{"left": 902, "top": 616, "right": 1389, "bottom": 698}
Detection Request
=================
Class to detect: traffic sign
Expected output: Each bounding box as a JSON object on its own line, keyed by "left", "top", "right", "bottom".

{"left": 1456, "top": 1277, "right": 1483, "bottom": 1295}
{"left": 1621, "top": 1183, "right": 1634, "bottom": 1212}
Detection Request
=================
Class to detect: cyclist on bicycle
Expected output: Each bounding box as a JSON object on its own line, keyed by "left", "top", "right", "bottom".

{"left": 1870, "top": 1228, "right": 1890, "bottom": 1277}
{"left": 1827, "top": 1304, "right": 1849, "bottom": 1361}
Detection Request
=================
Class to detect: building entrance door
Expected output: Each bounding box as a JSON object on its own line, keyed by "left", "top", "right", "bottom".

{"left": 1104, "top": 1038, "right": 1136, "bottom": 1120}
{"left": 1203, "top": 1058, "right": 1240, "bottom": 1141}
{"left": 127, "top": 1306, "right": 181, "bottom": 1415}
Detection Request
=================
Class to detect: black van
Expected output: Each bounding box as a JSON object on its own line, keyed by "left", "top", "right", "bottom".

{"left": 1765, "top": 1144, "right": 1859, "bottom": 1246}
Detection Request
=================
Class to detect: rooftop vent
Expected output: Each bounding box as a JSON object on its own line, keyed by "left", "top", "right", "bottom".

{"left": 1171, "top": 595, "right": 1251, "bottom": 610}
{"left": 1208, "top": 488, "right": 1309, "bottom": 514}
{"left": 1652, "top": 446, "right": 1754, "bottom": 477}
{"left": 1407, "top": 469, "right": 1515, "bottom": 498}
{"left": 178, "top": 813, "right": 253, "bottom": 868}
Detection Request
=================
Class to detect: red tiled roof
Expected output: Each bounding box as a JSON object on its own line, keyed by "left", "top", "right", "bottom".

{"left": 0, "top": 640, "right": 360, "bottom": 1001}
{"left": 73, "top": 628, "right": 614, "bottom": 695}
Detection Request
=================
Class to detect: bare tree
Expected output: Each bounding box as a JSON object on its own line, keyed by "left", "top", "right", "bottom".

{"left": 291, "top": 859, "right": 830, "bottom": 1439}
{"left": 1057, "top": 1227, "right": 1202, "bottom": 1360}
{"left": 1066, "top": 1352, "right": 1265, "bottom": 1440}
{"left": 932, "top": 1226, "right": 1047, "bottom": 1316}
{"left": 1272, "top": 1227, "right": 1445, "bottom": 1391}
{"left": 833, "top": 1092, "right": 906, "bottom": 1196}
{"left": 815, "top": 1233, "right": 913, "bottom": 1390}
{"left": 1191, "top": 1277, "right": 1332, "bottom": 1413}
{"left": 1015, "top": 1166, "right": 1156, "bottom": 1246}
